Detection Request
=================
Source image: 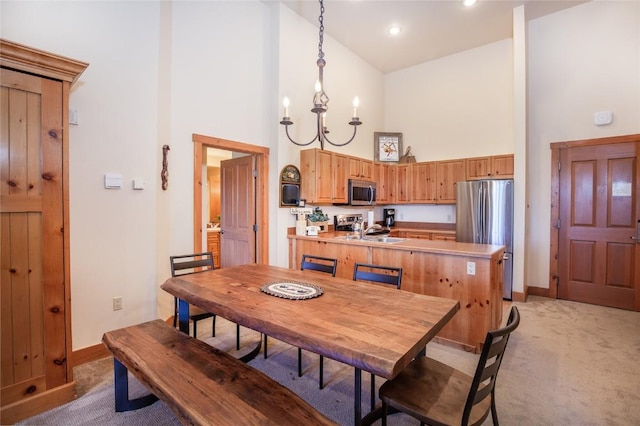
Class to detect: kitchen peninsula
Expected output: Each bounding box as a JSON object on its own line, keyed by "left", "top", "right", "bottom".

{"left": 288, "top": 231, "right": 504, "bottom": 352}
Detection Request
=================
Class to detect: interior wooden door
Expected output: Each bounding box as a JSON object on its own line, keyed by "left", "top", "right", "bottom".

{"left": 220, "top": 155, "right": 255, "bottom": 267}
{"left": 558, "top": 141, "right": 639, "bottom": 310}
{"left": 1, "top": 68, "right": 68, "bottom": 405}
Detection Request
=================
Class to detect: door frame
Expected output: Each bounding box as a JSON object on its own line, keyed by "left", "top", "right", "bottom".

{"left": 549, "top": 133, "right": 640, "bottom": 300}
{"left": 192, "top": 133, "right": 269, "bottom": 264}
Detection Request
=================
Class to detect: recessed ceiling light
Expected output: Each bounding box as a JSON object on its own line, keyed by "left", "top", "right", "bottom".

{"left": 463, "top": 0, "right": 478, "bottom": 7}
{"left": 388, "top": 26, "right": 401, "bottom": 36}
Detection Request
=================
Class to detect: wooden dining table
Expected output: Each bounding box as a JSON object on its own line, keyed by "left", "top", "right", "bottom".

{"left": 161, "top": 263, "right": 460, "bottom": 425}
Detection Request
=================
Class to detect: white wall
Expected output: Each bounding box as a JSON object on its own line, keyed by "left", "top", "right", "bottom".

{"left": 527, "top": 0, "right": 640, "bottom": 287}
{"left": 1, "top": 1, "right": 162, "bottom": 348}
{"left": 385, "top": 38, "right": 515, "bottom": 161}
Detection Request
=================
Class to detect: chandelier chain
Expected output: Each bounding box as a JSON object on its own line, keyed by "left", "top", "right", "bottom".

{"left": 318, "top": 0, "right": 325, "bottom": 60}
{"left": 279, "top": 0, "right": 361, "bottom": 150}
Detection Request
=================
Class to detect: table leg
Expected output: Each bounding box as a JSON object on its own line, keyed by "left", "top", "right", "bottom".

{"left": 354, "top": 368, "right": 362, "bottom": 426}
{"left": 178, "top": 299, "right": 190, "bottom": 334}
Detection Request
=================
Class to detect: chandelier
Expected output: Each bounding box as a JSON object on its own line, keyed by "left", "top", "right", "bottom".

{"left": 280, "top": 0, "right": 362, "bottom": 150}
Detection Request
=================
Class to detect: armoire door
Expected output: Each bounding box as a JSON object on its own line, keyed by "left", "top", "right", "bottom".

{"left": 1, "top": 67, "right": 69, "bottom": 405}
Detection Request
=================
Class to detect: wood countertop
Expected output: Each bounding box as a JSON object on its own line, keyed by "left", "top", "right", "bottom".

{"left": 288, "top": 231, "right": 504, "bottom": 259}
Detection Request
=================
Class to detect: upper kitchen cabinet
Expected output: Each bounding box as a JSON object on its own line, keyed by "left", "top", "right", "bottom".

{"left": 374, "top": 162, "right": 391, "bottom": 203}
{"left": 395, "top": 163, "right": 412, "bottom": 204}
{"left": 300, "top": 149, "right": 348, "bottom": 204}
{"left": 348, "top": 157, "right": 373, "bottom": 180}
{"left": 411, "top": 162, "right": 437, "bottom": 203}
{"left": 437, "top": 159, "right": 466, "bottom": 203}
{"left": 466, "top": 154, "right": 514, "bottom": 180}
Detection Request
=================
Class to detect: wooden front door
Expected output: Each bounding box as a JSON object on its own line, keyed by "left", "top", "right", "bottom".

{"left": 1, "top": 68, "right": 68, "bottom": 405}
{"left": 558, "top": 139, "right": 639, "bottom": 310}
{"left": 220, "top": 155, "right": 256, "bottom": 267}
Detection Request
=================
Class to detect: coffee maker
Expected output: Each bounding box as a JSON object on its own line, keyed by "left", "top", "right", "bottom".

{"left": 383, "top": 208, "right": 396, "bottom": 228}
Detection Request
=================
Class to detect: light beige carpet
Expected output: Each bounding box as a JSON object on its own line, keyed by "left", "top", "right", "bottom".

{"left": 19, "top": 296, "right": 640, "bottom": 425}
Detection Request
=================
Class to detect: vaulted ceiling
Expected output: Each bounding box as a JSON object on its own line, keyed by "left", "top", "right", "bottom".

{"left": 282, "top": 0, "right": 588, "bottom": 74}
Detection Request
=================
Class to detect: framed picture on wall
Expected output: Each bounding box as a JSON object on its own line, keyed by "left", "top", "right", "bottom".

{"left": 374, "top": 132, "right": 403, "bottom": 162}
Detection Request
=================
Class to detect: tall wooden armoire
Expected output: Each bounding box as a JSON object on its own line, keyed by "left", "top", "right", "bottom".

{"left": 1, "top": 39, "right": 88, "bottom": 423}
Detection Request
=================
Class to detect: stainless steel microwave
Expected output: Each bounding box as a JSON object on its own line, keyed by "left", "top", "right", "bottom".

{"left": 348, "top": 179, "right": 376, "bottom": 206}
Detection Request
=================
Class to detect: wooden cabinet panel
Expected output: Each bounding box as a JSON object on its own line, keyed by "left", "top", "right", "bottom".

{"left": 405, "top": 231, "right": 432, "bottom": 240}
{"left": 300, "top": 149, "right": 348, "bottom": 204}
{"left": 396, "top": 164, "right": 412, "bottom": 204}
{"left": 207, "top": 231, "right": 221, "bottom": 268}
{"left": 436, "top": 159, "right": 465, "bottom": 203}
{"left": 432, "top": 232, "right": 456, "bottom": 241}
{"left": 289, "top": 238, "right": 370, "bottom": 280}
{"left": 491, "top": 154, "right": 514, "bottom": 178}
{"left": 371, "top": 247, "right": 503, "bottom": 352}
{"left": 387, "top": 165, "right": 398, "bottom": 203}
{"left": 349, "top": 157, "right": 373, "bottom": 180}
{"left": 411, "top": 162, "right": 436, "bottom": 203}
{"left": 333, "top": 153, "right": 348, "bottom": 204}
{"left": 466, "top": 154, "right": 514, "bottom": 180}
{"left": 374, "top": 163, "right": 390, "bottom": 203}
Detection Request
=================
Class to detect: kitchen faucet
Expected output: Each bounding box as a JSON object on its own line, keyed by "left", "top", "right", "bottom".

{"left": 360, "top": 223, "right": 383, "bottom": 240}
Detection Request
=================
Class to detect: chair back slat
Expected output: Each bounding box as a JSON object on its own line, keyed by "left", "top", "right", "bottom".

{"left": 462, "top": 306, "right": 520, "bottom": 425}
{"left": 301, "top": 254, "right": 337, "bottom": 277}
{"left": 170, "top": 252, "right": 215, "bottom": 277}
{"left": 352, "top": 263, "right": 402, "bottom": 289}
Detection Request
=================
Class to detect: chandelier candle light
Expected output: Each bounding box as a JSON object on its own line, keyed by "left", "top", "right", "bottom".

{"left": 280, "top": 0, "right": 362, "bottom": 150}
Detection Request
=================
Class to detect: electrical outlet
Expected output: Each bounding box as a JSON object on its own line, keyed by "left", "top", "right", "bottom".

{"left": 113, "top": 296, "right": 123, "bottom": 311}
{"left": 466, "top": 262, "right": 476, "bottom": 275}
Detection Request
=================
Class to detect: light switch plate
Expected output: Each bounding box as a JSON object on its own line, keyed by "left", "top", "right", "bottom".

{"left": 105, "top": 173, "right": 123, "bottom": 189}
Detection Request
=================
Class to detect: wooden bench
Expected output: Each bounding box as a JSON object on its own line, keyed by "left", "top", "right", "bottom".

{"left": 102, "top": 319, "right": 336, "bottom": 425}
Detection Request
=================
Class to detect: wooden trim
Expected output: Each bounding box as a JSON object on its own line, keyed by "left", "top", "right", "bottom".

{"left": 550, "top": 133, "right": 640, "bottom": 150}
{"left": 192, "top": 134, "right": 269, "bottom": 264}
{"left": 527, "top": 286, "right": 550, "bottom": 298}
{"left": 71, "top": 343, "right": 110, "bottom": 368}
{"left": 549, "top": 133, "right": 640, "bottom": 301}
{"left": 0, "top": 39, "right": 88, "bottom": 84}
{"left": 0, "top": 382, "right": 76, "bottom": 424}
{"left": 0, "top": 39, "right": 89, "bottom": 84}
{"left": 511, "top": 290, "right": 527, "bottom": 303}
{"left": 549, "top": 143, "right": 560, "bottom": 299}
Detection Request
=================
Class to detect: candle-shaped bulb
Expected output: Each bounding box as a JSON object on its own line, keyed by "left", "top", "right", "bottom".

{"left": 315, "top": 80, "right": 322, "bottom": 93}
{"left": 322, "top": 112, "right": 327, "bottom": 128}
{"left": 353, "top": 96, "right": 360, "bottom": 117}
{"left": 282, "top": 97, "right": 290, "bottom": 118}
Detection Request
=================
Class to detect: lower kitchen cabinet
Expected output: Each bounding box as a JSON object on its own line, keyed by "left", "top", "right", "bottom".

{"left": 207, "top": 231, "right": 221, "bottom": 268}
{"left": 289, "top": 238, "right": 370, "bottom": 279}
{"left": 288, "top": 234, "right": 503, "bottom": 352}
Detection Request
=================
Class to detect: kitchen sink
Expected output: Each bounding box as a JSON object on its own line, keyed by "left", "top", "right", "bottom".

{"left": 362, "top": 236, "right": 406, "bottom": 243}
{"left": 333, "top": 235, "right": 406, "bottom": 244}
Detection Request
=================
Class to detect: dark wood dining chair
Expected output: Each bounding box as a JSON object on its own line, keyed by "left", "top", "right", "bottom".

{"left": 299, "top": 255, "right": 338, "bottom": 388}
{"left": 379, "top": 305, "right": 521, "bottom": 426}
{"left": 170, "top": 252, "right": 215, "bottom": 338}
{"left": 170, "top": 252, "right": 240, "bottom": 346}
{"left": 353, "top": 262, "right": 403, "bottom": 409}
{"left": 263, "top": 254, "right": 338, "bottom": 388}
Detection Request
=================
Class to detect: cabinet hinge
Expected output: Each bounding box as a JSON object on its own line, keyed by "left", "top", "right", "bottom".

{"left": 558, "top": 161, "right": 561, "bottom": 171}
{"left": 556, "top": 219, "right": 561, "bottom": 229}
{"left": 253, "top": 169, "right": 258, "bottom": 178}
{"left": 253, "top": 223, "right": 258, "bottom": 232}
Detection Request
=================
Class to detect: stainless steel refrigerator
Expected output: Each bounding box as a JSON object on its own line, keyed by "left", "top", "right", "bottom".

{"left": 456, "top": 180, "right": 513, "bottom": 300}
